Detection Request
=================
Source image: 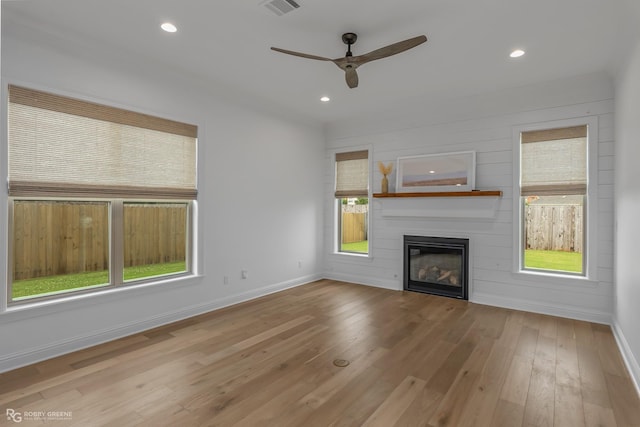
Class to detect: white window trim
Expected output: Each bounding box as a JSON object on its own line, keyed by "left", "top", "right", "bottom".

{"left": 331, "top": 146, "right": 373, "bottom": 258}
{"left": 1, "top": 81, "right": 203, "bottom": 312}
{"left": 6, "top": 197, "right": 196, "bottom": 306}
{"left": 334, "top": 199, "right": 371, "bottom": 258}
{"left": 1, "top": 199, "right": 202, "bottom": 321}
{"left": 512, "top": 116, "right": 599, "bottom": 283}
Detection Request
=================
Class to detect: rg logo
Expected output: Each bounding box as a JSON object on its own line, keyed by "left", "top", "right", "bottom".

{"left": 6, "top": 409, "right": 22, "bottom": 423}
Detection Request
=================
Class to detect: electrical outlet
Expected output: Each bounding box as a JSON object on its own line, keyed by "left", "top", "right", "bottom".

{"left": 223, "top": 275, "right": 229, "bottom": 285}
{"left": 241, "top": 269, "right": 248, "bottom": 279}
{"left": 298, "top": 260, "right": 302, "bottom": 269}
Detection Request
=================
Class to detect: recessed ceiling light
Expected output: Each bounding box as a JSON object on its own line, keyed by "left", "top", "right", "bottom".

{"left": 429, "top": 170, "right": 435, "bottom": 174}
{"left": 161, "top": 22, "right": 177, "bottom": 33}
{"left": 510, "top": 49, "right": 525, "bottom": 58}
{"left": 320, "top": 96, "right": 330, "bottom": 102}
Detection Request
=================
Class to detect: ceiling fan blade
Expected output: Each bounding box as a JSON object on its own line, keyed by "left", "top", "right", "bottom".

{"left": 345, "top": 67, "right": 359, "bottom": 88}
{"left": 354, "top": 35, "right": 427, "bottom": 65}
{"left": 270, "top": 47, "right": 333, "bottom": 62}
{"left": 272, "top": 33, "right": 426, "bottom": 89}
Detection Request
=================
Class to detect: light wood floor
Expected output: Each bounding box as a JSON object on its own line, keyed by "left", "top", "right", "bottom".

{"left": 1, "top": 280, "right": 639, "bottom": 426}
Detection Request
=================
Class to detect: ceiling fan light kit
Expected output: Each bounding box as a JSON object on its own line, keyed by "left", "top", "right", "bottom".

{"left": 271, "top": 33, "right": 427, "bottom": 88}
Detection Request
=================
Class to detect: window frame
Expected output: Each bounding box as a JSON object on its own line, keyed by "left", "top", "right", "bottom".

{"left": 2, "top": 83, "right": 200, "bottom": 309}
{"left": 333, "top": 147, "right": 372, "bottom": 257}
{"left": 7, "top": 197, "right": 194, "bottom": 306}
{"left": 512, "top": 116, "right": 598, "bottom": 281}
{"left": 336, "top": 197, "right": 370, "bottom": 255}
{"left": 119, "top": 200, "right": 193, "bottom": 286}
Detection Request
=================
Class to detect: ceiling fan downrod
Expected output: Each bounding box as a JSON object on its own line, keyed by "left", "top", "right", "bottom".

{"left": 342, "top": 32, "right": 357, "bottom": 57}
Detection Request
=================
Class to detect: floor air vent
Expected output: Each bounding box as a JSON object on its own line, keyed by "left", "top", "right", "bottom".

{"left": 262, "top": 0, "right": 300, "bottom": 16}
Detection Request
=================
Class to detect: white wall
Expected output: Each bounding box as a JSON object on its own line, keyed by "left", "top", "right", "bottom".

{"left": 613, "top": 36, "right": 640, "bottom": 390}
{"left": 0, "top": 29, "right": 325, "bottom": 371}
{"left": 324, "top": 72, "right": 616, "bottom": 324}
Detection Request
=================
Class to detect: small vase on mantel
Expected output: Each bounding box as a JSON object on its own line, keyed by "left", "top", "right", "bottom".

{"left": 381, "top": 175, "right": 389, "bottom": 194}
{"left": 377, "top": 161, "right": 393, "bottom": 194}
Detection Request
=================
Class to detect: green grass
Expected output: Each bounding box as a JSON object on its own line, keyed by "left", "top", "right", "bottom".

{"left": 341, "top": 240, "right": 368, "bottom": 254}
{"left": 123, "top": 261, "right": 186, "bottom": 281}
{"left": 524, "top": 249, "right": 582, "bottom": 273}
{"left": 12, "top": 261, "right": 186, "bottom": 300}
{"left": 12, "top": 248, "right": 579, "bottom": 299}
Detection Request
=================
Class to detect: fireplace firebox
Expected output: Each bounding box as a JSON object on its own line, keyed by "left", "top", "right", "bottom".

{"left": 404, "top": 235, "right": 469, "bottom": 300}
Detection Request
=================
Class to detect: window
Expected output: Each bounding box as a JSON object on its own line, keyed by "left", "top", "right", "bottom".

{"left": 123, "top": 202, "right": 189, "bottom": 282}
{"left": 518, "top": 124, "right": 588, "bottom": 275}
{"left": 7, "top": 85, "right": 197, "bottom": 303}
{"left": 335, "top": 150, "right": 369, "bottom": 254}
{"left": 10, "top": 200, "right": 111, "bottom": 300}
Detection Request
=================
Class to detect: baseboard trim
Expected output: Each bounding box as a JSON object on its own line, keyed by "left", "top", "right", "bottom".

{"left": 0, "top": 274, "right": 321, "bottom": 373}
{"left": 470, "top": 291, "right": 612, "bottom": 324}
{"left": 323, "top": 271, "right": 400, "bottom": 291}
{"left": 611, "top": 319, "right": 640, "bottom": 398}
{"left": 322, "top": 277, "right": 613, "bottom": 324}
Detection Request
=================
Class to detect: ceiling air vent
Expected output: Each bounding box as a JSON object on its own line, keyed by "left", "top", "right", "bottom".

{"left": 261, "top": 0, "right": 300, "bottom": 16}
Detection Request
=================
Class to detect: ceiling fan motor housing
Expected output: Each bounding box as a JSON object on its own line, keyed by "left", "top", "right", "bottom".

{"left": 342, "top": 32, "right": 358, "bottom": 45}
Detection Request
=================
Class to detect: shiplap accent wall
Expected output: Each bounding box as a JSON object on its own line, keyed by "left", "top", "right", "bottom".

{"left": 323, "top": 72, "right": 615, "bottom": 324}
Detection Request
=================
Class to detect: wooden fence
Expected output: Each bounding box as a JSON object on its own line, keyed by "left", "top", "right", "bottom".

{"left": 342, "top": 212, "right": 367, "bottom": 243}
{"left": 12, "top": 201, "right": 186, "bottom": 280}
{"left": 123, "top": 204, "right": 187, "bottom": 268}
{"left": 524, "top": 204, "right": 583, "bottom": 253}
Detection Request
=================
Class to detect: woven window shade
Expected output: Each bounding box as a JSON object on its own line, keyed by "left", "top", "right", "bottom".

{"left": 521, "top": 126, "right": 587, "bottom": 196}
{"left": 335, "top": 150, "right": 368, "bottom": 198}
{"left": 8, "top": 85, "right": 197, "bottom": 199}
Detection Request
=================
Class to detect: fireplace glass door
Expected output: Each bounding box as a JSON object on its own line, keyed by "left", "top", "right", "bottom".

{"left": 404, "top": 236, "right": 468, "bottom": 300}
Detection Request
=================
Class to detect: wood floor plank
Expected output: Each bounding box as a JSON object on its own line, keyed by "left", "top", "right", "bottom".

{"left": 361, "top": 375, "right": 427, "bottom": 427}
{"left": 514, "top": 326, "right": 540, "bottom": 361}
{"left": 427, "top": 332, "right": 490, "bottom": 427}
{"left": 556, "top": 322, "right": 581, "bottom": 389}
{"left": 584, "top": 401, "right": 618, "bottom": 427}
{"left": 390, "top": 386, "right": 443, "bottom": 427}
{"left": 297, "top": 346, "right": 388, "bottom": 411}
{"left": 456, "top": 342, "right": 516, "bottom": 427}
{"left": 187, "top": 346, "right": 323, "bottom": 426}
{"left": 604, "top": 372, "right": 640, "bottom": 426}
{"left": 522, "top": 355, "right": 555, "bottom": 427}
{"left": 495, "top": 310, "right": 525, "bottom": 349}
{"left": 554, "top": 383, "right": 586, "bottom": 427}
{"left": 296, "top": 365, "right": 386, "bottom": 427}
{"left": 197, "top": 314, "right": 315, "bottom": 365}
{"left": 500, "top": 354, "right": 534, "bottom": 406}
{"left": 491, "top": 398, "right": 525, "bottom": 427}
{"left": 1, "top": 279, "right": 638, "bottom": 427}
{"left": 0, "top": 357, "right": 120, "bottom": 405}
{"left": 595, "top": 328, "right": 631, "bottom": 379}
{"left": 522, "top": 333, "right": 557, "bottom": 427}
{"left": 326, "top": 377, "right": 397, "bottom": 427}
{"left": 577, "top": 342, "right": 616, "bottom": 420}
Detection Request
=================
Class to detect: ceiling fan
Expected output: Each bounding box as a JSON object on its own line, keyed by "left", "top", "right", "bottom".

{"left": 271, "top": 33, "right": 427, "bottom": 89}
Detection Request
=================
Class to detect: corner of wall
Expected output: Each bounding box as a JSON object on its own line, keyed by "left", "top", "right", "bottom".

{"left": 611, "top": 318, "right": 640, "bottom": 397}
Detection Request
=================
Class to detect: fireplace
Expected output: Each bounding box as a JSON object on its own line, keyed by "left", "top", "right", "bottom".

{"left": 404, "top": 235, "right": 469, "bottom": 300}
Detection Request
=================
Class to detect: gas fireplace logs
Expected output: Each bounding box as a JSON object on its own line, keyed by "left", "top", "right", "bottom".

{"left": 417, "top": 266, "right": 460, "bottom": 286}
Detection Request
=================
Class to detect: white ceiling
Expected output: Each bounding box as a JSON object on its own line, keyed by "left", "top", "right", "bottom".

{"left": 2, "top": 0, "right": 636, "bottom": 125}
